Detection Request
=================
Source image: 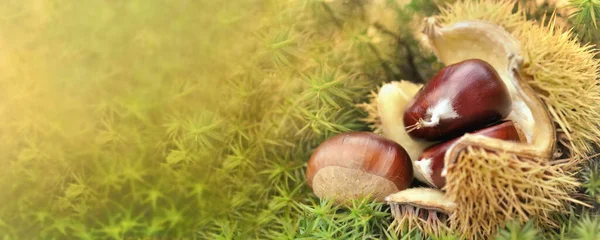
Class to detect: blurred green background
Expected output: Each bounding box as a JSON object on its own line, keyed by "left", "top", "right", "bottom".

{"left": 0, "top": 0, "right": 399, "bottom": 238}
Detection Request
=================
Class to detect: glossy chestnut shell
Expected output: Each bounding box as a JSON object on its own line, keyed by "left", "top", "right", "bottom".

{"left": 306, "top": 132, "right": 413, "bottom": 202}
{"left": 403, "top": 59, "right": 512, "bottom": 141}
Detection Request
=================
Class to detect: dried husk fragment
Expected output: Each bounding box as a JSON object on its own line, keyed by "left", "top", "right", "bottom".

{"left": 385, "top": 188, "right": 455, "bottom": 238}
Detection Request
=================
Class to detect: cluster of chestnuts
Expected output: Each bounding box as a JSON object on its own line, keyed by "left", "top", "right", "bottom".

{"left": 306, "top": 59, "right": 525, "bottom": 202}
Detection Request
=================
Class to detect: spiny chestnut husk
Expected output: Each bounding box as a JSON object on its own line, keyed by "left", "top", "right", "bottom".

{"left": 376, "top": 0, "right": 600, "bottom": 238}
{"left": 415, "top": 120, "right": 524, "bottom": 188}
{"left": 306, "top": 132, "right": 413, "bottom": 203}
{"left": 403, "top": 59, "right": 513, "bottom": 141}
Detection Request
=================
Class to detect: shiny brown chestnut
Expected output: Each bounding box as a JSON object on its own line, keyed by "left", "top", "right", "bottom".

{"left": 306, "top": 132, "right": 413, "bottom": 203}
{"left": 403, "top": 59, "right": 512, "bottom": 141}
{"left": 414, "top": 121, "right": 524, "bottom": 188}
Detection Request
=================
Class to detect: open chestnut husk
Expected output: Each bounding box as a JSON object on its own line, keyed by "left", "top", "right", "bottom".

{"left": 374, "top": 2, "right": 598, "bottom": 237}
{"left": 344, "top": 0, "right": 600, "bottom": 237}
{"left": 306, "top": 132, "right": 413, "bottom": 203}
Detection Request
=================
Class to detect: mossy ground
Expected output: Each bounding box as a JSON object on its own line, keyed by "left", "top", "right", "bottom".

{"left": 0, "top": 0, "right": 598, "bottom": 239}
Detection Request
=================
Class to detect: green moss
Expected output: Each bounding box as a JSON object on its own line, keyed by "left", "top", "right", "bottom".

{"left": 567, "top": 0, "right": 600, "bottom": 45}
{"left": 0, "top": 0, "right": 396, "bottom": 239}
{"left": 496, "top": 220, "right": 540, "bottom": 240}
{"left": 583, "top": 160, "right": 600, "bottom": 203}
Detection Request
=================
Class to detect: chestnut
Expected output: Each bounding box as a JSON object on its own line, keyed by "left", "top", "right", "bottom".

{"left": 403, "top": 59, "right": 512, "bottom": 141}
{"left": 414, "top": 121, "right": 524, "bottom": 188}
{"left": 306, "top": 132, "right": 413, "bottom": 203}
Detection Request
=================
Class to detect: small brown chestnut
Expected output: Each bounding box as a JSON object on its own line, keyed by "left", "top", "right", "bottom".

{"left": 306, "top": 132, "right": 413, "bottom": 203}
{"left": 403, "top": 59, "right": 512, "bottom": 141}
{"left": 415, "top": 120, "right": 524, "bottom": 188}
